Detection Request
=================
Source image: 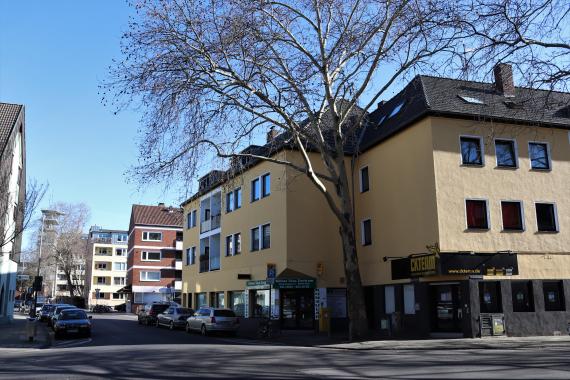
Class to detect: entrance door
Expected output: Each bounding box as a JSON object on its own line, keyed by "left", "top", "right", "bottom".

{"left": 280, "top": 289, "right": 314, "bottom": 329}
{"left": 431, "top": 284, "right": 462, "bottom": 332}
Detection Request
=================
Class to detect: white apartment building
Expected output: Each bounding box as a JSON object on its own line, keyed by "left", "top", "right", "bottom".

{"left": 86, "top": 226, "right": 128, "bottom": 308}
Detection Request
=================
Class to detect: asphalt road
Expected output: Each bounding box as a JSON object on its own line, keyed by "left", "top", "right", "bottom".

{"left": 1, "top": 314, "right": 569, "bottom": 379}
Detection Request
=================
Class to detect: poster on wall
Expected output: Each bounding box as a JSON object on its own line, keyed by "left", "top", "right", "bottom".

{"left": 327, "top": 288, "right": 347, "bottom": 318}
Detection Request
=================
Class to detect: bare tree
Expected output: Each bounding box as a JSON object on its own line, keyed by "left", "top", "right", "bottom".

{"left": 0, "top": 177, "right": 47, "bottom": 256}
{"left": 106, "top": 0, "right": 461, "bottom": 339}
{"left": 47, "top": 203, "right": 90, "bottom": 298}
{"left": 456, "top": 0, "right": 570, "bottom": 90}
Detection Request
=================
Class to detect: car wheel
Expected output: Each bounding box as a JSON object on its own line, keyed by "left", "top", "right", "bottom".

{"left": 169, "top": 321, "right": 174, "bottom": 331}
{"left": 201, "top": 325, "right": 208, "bottom": 336}
{"left": 185, "top": 323, "right": 191, "bottom": 333}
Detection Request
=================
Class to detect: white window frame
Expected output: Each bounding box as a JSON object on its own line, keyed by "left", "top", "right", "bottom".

{"left": 494, "top": 138, "right": 519, "bottom": 169}
{"left": 500, "top": 200, "right": 525, "bottom": 232}
{"left": 459, "top": 135, "right": 485, "bottom": 166}
{"left": 464, "top": 198, "right": 491, "bottom": 230}
{"left": 534, "top": 201, "right": 559, "bottom": 233}
{"left": 115, "top": 248, "right": 126, "bottom": 256}
{"left": 141, "top": 251, "right": 162, "bottom": 262}
{"left": 528, "top": 141, "right": 552, "bottom": 171}
{"left": 142, "top": 231, "right": 162, "bottom": 242}
{"left": 226, "top": 234, "right": 234, "bottom": 256}
{"left": 361, "top": 218, "right": 372, "bottom": 246}
{"left": 113, "top": 277, "right": 125, "bottom": 286}
{"left": 359, "top": 165, "right": 370, "bottom": 193}
{"left": 140, "top": 271, "right": 161, "bottom": 282}
{"left": 113, "top": 262, "right": 127, "bottom": 271}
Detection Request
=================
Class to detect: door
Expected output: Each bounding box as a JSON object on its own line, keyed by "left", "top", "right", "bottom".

{"left": 280, "top": 290, "right": 314, "bottom": 329}
{"left": 431, "top": 284, "right": 462, "bottom": 332}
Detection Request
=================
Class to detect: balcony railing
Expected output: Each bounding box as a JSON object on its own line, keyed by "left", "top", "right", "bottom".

{"left": 200, "top": 214, "right": 221, "bottom": 233}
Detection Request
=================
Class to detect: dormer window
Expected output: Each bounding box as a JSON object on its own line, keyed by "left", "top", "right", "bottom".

{"left": 458, "top": 95, "right": 485, "bottom": 105}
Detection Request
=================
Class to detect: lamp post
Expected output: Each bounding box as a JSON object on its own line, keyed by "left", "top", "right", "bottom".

{"left": 30, "top": 209, "right": 64, "bottom": 317}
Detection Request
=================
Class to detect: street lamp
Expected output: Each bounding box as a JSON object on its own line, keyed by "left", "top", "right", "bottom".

{"left": 30, "top": 209, "right": 64, "bottom": 317}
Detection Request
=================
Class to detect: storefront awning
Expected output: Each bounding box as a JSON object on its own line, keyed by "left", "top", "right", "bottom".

{"left": 391, "top": 252, "right": 519, "bottom": 280}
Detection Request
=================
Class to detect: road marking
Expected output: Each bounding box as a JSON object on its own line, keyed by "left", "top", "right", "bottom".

{"left": 53, "top": 338, "right": 92, "bottom": 348}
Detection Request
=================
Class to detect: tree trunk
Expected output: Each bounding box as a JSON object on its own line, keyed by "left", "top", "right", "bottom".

{"left": 65, "top": 270, "right": 76, "bottom": 298}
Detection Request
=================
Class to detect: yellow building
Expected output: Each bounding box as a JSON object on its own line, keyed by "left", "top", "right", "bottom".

{"left": 182, "top": 64, "right": 570, "bottom": 337}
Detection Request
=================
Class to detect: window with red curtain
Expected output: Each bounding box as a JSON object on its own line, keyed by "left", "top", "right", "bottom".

{"left": 501, "top": 201, "right": 523, "bottom": 230}
{"left": 466, "top": 200, "right": 488, "bottom": 229}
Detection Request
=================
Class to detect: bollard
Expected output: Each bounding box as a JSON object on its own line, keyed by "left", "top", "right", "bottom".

{"left": 26, "top": 317, "right": 37, "bottom": 342}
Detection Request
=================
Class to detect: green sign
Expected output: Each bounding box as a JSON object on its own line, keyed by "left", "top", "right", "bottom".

{"left": 246, "top": 280, "right": 269, "bottom": 289}
{"left": 274, "top": 278, "right": 316, "bottom": 289}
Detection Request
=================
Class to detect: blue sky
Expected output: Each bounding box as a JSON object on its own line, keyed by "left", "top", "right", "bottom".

{"left": 0, "top": 1, "right": 179, "bottom": 240}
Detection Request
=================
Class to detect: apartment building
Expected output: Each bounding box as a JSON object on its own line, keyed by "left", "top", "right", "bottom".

{"left": 85, "top": 226, "right": 128, "bottom": 309}
{"left": 125, "top": 204, "right": 183, "bottom": 312}
{"left": 181, "top": 64, "right": 570, "bottom": 337}
{"left": 53, "top": 263, "right": 86, "bottom": 299}
{"left": 0, "top": 103, "right": 26, "bottom": 323}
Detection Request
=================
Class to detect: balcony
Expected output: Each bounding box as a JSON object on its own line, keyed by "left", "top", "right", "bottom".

{"left": 93, "top": 237, "right": 112, "bottom": 244}
{"left": 174, "top": 280, "right": 182, "bottom": 290}
{"left": 200, "top": 214, "right": 221, "bottom": 233}
{"left": 175, "top": 261, "right": 182, "bottom": 270}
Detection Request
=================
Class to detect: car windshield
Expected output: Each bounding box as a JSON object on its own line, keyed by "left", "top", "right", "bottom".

{"left": 60, "top": 310, "right": 87, "bottom": 320}
{"left": 56, "top": 307, "right": 75, "bottom": 313}
{"left": 153, "top": 305, "right": 169, "bottom": 312}
{"left": 214, "top": 310, "right": 236, "bottom": 317}
{"left": 178, "top": 308, "right": 193, "bottom": 314}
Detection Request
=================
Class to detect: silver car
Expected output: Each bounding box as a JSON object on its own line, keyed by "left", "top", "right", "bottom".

{"left": 156, "top": 307, "right": 194, "bottom": 330}
{"left": 185, "top": 307, "right": 239, "bottom": 336}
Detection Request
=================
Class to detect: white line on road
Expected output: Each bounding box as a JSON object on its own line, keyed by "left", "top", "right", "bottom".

{"left": 53, "top": 338, "right": 92, "bottom": 348}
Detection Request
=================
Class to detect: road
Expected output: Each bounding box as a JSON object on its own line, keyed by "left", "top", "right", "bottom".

{"left": 0, "top": 314, "right": 569, "bottom": 379}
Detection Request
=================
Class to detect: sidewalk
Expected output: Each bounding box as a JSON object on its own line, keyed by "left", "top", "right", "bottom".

{"left": 0, "top": 313, "right": 52, "bottom": 349}
{"left": 319, "top": 335, "right": 570, "bottom": 351}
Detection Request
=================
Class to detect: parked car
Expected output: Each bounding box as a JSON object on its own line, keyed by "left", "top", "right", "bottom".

{"left": 92, "top": 305, "right": 112, "bottom": 313}
{"left": 156, "top": 307, "right": 194, "bottom": 330}
{"left": 49, "top": 305, "right": 77, "bottom": 328}
{"left": 185, "top": 307, "right": 239, "bottom": 336}
{"left": 14, "top": 300, "right": 22, "bottom": 312}
{"left": 137, "top": 302, "right": 171, "bottom": 326}
{"left": 114, "top": 303, "right": 126, "bottom": 312}
{"left": 53, "top": 309, "right": 92, "bottom": 339}
{"left": 39, "top": 304, "right": 60, "bottom": 322}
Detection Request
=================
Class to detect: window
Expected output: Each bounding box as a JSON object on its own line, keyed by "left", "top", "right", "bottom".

{"left": 360, "top": 166, "right": 369, "bottom": 193}
{"left": 543, "top": 281, "right": 565, "bottom": 311}
{"left": 226, "top": 188, "right": 242, "bottom": 213}
{"left": 140, "top": 271, "right": 160, "bottom": 281}
{"left": 466, "top": 199, "right": 489, "bottom": 229}
{"left": 225, "top": 235, "right": 233, "bottom": 257}
{"left": 458, "top": 94, "right": 485, "bottom": 104}
{"left": 141, "top": 251, "right": 161, "bottom": 261}
{"left": 112, "top": 293, "right": 125, "bottom": 300}
{"left": 403, "top": 284, "right": 415, "bottom": 315}
{"left": 115, "top": 248, "right": 126, "bottom": 256}
{"left": 96, "top": 263, "right": 107, "bottom": 270}
{"left": 113, "top": 262, "right": 126, "bottom": 271}
{"left": 384, "top": 286, "right": 395, "bottom": 314}
{"left": 251, "top": 227, "right": 260, "bottom": 251}
{"left": 236, "top": 188, "right": 242, "bottom": 209}
{"left": 262, "top": 174, "right": 271, "bottom": 197}
{"left": 116, "top": 234, "right": 127, "bottom": 242}
{"left": 262, "top": 224, "right": 271, "bottom": 249}
{"left": 229, "top": 291, "right": 245, "bottom": 317}
{"left": 211, "top": 292, "right": 225, "bottom": 308}
{"left": 187, "top": 210, "right": 198, "bottom": 228}
{"left": 142, "top": 231, "right": 162, "bottom": 241}
{"left": 113, "top": 277, "right": 125, "bottom": 286}
{"left": 96, "top": 277, "right": 106, "bottom": 285}
{"left": 186, "top": 247, "right": 196, "bottom": 265}
{"left": 495, "top": 139, "right": 517, "bottom": 168}
{"left": 234, "top": 233, "right": 241, "bottom": 255}
{"left": 501, "top": 201, "right": 524, "bottom": 231}
{"left": 361, "top": 219, "right": 372, "bottom": 246}
{"left": 196, "top": 293, "right": 207, "bottom": 308}
{"left": 251, "top": 178, "right": 261, "bottom": 202}
{"left": 529, "top": 142, "right": 551, "bottom": 170}
{"left": 511, "top": 281, "right": 534, "bottom": 312}
{"left": 536, "top": 203, "right": 558, "bottom": 232}
{"left": 388, "top": 101, "right": 405, "bottom": 118}
{"left": 479, "top": 281, "right": 502, "bottom": 313}
{"left": 460, "top": 136, "right": 483, "bottom": 165}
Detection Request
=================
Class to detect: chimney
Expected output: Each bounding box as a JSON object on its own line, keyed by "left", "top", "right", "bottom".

{"left": 266, "top": 127, "right": 279, "bottom": 143}
{"left": 158, "top": 202, "right": 165, "bottom": 207}
{"left": 494, "top": 63, "right": 515, "bottom": 97}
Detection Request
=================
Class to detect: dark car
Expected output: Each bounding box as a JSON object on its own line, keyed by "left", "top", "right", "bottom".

{"left": 156, "top": 307, "right": 194, "bottom": 330}
{"left": 48, "top": 305, "right": 77, "bottom": 327}
{"left": 137, "top": 302, "right": 171, "bottom": 326}
{"left": 53, "top": 309, "right": 92, "bottom": 339}
{"left": 39, "top": 304, "right": 59, "bottom": 322}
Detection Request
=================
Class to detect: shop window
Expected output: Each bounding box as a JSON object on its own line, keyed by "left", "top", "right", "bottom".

{"left": 229, "top": 291, "right": 245, "bottom": 317}
{"left": 543, "top": 281, "right": 565, "bottom": 311}
{"left": 460, "top": 136, "right": 483, "bottom": 165}
{"left": 479, "top": 281, "right": 502, "bottom": 313}
{"left": 210, "top": 292, "right": 225, "bottom": 308}
{"left": 501, "top": 201, "right": 524, "bottom": 231}
{"left": 251, "top": 289, "right": 270, "bottom": 318}
{"left": 529, "top": 142, "right": 550, "bottom": 170}
{"left": 495, "top": 139, "right": 517, "bottom": 168}
{"left": 186, "top": 293, "right": 192, "bottom": 309}
{"left": 466, "top": 199, "right": 489, "bottom": 229}
{"left": 195, "top": 293, "right": 207, "bottom": 308}
{"left": 536, "top": 203, "right": 558, "bottom": 232}
{"left": 384, "top": 286, "right": 395, "bottom": 314}
{"left": 511, "top": 281, "right": 534, "bottom": 312}
{"left": 403, "top": 284, "right": 415, "bottom": 315}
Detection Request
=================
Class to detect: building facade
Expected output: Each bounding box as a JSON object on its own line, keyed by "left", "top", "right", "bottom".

{"left": 85, "top": 226, "right": 129, "bottom": 309}
{"left": 0, "top": 103, "right": 26, "bottom": 323}
{"left": 126, "top": 204, "right": 183, "bottom": 312}
{"left": 181, "top": 64, "right": 570, "bottom": 337}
